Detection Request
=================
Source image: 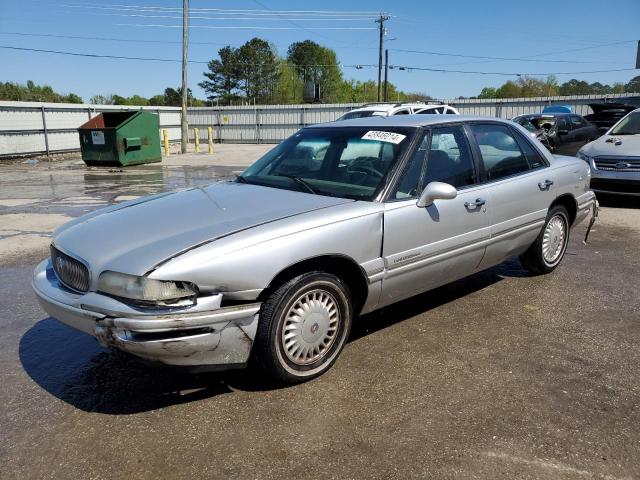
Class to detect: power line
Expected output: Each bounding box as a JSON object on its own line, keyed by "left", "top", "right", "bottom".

{"left": 349, "top": 63, "right": 638, "bottom": 76}
{"left": 0, "top": 44, "right": 344, "bottom": 66}
{"left": 61, "top": 4, "right": 380, "bottom": 16}
{"left": 94, "top": 12, "right": 376, "bottom": 22}
{"left": 2, "top": 44, "right": 635, "bottom": 77}
{"left": 0, "top": 31, "right": 376, "bottom": 51}
{"left": 249, "top": 0, "right": 369, "bottom": 47}
{"left": 113, "top": 23, "right": 376, "bottom": 30}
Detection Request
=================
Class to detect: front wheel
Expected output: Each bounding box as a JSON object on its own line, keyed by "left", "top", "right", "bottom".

{"left": 253, "top": 272, "right": 353, "bottom": 384}
{"left": 520, "top": 205, "right": 570, "bottom": 275}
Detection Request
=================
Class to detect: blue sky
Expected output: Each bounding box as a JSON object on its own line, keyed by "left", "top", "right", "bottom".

{"left": 1, "top": 0, "right": 639, "bottom": 102}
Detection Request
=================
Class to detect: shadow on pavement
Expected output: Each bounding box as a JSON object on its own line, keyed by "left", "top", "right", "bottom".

{"left": 19, "top": 259, "right": 524, "bottom": 415}
{"left": 596, "top": 193, "right": 640, "bottom": 209}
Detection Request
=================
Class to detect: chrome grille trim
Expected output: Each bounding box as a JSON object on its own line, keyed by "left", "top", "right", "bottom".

{"left": 50, "top": 246, "right": 90, "bottom": 292}
{"left": 594, "top": 156, "right": 640, "bottom": 172}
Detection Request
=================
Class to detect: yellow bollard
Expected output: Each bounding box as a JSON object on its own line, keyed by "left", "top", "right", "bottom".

{"left": 162, "top": 129, "right": 170, "bottom": 156}
{"left": 194, "top": 128, "right": 200, "bottom": 153}
{"left": 208, "top": 127, "right": 213, "bottom": 154}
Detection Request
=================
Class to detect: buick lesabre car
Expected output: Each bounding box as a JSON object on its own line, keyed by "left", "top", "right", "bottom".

{"left": 577, "top": 107, "right": 640, "bottom": 196}
{"left": 33, "top": 116, "right": 595, "bottom": 383}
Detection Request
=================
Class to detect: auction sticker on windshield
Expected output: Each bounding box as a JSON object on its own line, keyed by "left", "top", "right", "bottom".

{"left": 361, "top": 131, "right": 406, "bottom": 144}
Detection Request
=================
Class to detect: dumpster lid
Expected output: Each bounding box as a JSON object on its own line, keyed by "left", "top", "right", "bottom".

{"left": 79, "top": 110, "right": 144, "bottom": 130}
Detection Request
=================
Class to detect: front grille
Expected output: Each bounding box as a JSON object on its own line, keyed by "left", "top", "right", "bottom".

{"left": 594, "top": 156, "right": 640, "bottom": 172}
{"left": 51, "top": 246, "right": 90, "bottom": 292}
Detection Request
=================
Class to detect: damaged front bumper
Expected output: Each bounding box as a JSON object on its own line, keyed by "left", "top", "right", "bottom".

{"left": 32, "top": 259, "right": 261, "bottom": 368}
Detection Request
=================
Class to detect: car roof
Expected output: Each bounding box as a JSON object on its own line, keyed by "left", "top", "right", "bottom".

{"left": 346, "top": 103, "right": 450, "bottom": 113}
{"left": 515, "top": 112, "right": 576, "bottom": 118}
{"left": 309, "top": 115, "right": 513, "bottom": 129}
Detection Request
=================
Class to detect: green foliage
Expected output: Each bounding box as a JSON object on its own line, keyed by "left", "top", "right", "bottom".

{"left": 200, "top": 37, "right": 428, "bottom": 105}
{"left": 627, "top": 75, "right": 640, "bottom": 93}
{"left": 92, "top": 88, "right": 205, "bottom": 107}
{"left": 0, "top": 80, "right": 83, "bottom": 103}
{"left": 287, "top": 40, "right": 343, "bottom": 102}
{"left": 480, "top": 75, "right": 634, "bottom": 98}
{"left": 199, "top": 38, "right": 279, "bottom": 104}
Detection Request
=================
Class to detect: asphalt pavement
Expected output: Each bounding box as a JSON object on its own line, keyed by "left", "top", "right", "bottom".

{"left": 1, "top": 148, "right": 639, "bottom": 480}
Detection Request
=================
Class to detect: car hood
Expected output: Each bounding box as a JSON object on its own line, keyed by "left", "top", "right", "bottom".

{"left": 53, "top": 182, "right": 353, "bottom": 277}
{"left": 581, "top": 134, "right": 640, "bottom": 157}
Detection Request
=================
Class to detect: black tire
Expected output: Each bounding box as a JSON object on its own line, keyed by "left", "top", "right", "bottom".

{"left": 253, "top": 272, "right": 353, "bottom": 384}
{"left": 520, "top": 205, "right": 570, "bottom": 275}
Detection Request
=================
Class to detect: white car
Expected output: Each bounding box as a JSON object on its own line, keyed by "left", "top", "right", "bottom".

{"left": 338, "top": 102, "right": 459, "bottom": 121}
{"left": 577, "top": 107, "right": 640, "bottom": 196}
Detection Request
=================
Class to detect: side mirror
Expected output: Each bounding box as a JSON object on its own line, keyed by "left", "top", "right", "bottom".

{"left": 416, "top": 181, "right": 457, "bottom": 208}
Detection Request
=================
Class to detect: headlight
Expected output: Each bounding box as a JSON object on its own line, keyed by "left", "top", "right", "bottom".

{"left": 98, "top": 271, "right": 198, "bottom": 303}
{"left": 577, "top": 150, "right": 592, "bottom": 162}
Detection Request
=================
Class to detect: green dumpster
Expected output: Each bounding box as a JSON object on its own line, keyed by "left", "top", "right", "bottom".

{"left": 78, "top": 111, "right": 161, "bottom": 166}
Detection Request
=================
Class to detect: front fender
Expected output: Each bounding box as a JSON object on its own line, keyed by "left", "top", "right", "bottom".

{"left": 149, "top": 203, "right": 384, "bottom": 299}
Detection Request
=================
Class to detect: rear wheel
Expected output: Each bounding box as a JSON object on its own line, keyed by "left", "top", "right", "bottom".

{"left": 520, "top": 205, "right": 570, "bottom": 275}
{"left": 253, "top": 272, "right": 352, "bottom": 384}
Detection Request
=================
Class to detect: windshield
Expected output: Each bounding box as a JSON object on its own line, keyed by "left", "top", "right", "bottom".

{"left": 610, "top": 112, "right": 640, "bottom": 135}
{"left": 240, "top": 126, "right": 416, "bottom": 201}
{"left": 515, "top": 117, "right": 538, "bottom": 132}
{"left": 338, "top": 110, "right": 384, "bottom": 120}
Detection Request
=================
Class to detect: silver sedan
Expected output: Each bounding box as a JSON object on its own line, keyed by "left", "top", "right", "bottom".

{"left": 33, "top": 116, "right": 596, "bottom": 383}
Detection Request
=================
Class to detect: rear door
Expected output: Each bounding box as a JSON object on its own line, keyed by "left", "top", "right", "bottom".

{"left": 467, "top": 123, "right": 556, "bottom": 269}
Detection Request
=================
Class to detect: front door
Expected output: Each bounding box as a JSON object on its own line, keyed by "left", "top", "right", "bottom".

{"left": 381, "top": 126, "right": 490, "bottom": 305}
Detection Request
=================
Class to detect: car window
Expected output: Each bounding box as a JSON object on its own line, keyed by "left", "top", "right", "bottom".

{"left": 513, "top": 131, "right": 547, "bottom": 170}
{"left": 392, "top": 135, "right": 429, "bottom": 199}
{"left": 394, "top": 109, "right": 410, "bottom": 115}
{"left": 417, "top": 108, "right": 438, "bottom": 115}
{"left": 470, "top": 124, "right": 531, "bottom": 181}
{"left": 555, "top": 117, "right": 568, "bottom": 131}
{"left": 242, "top": 126, "right": 415, "bottom": 201}
{"left": 426, "top": 127, "right": 475, "bottom": 188}
{"left": 570, "top": 115, "right": 584, "bottom": 127}
{"left": 445, "top": 108, "right": 457, "bottom": 114}
{"left": 610, "top": 112, "right": 640, "bottom": 135}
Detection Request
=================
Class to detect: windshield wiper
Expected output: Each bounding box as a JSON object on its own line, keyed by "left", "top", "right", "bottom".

{"left": 277, "top": 175, "right": 318, "bottom": 194}
{"left": 236, "top": 175, "right": 250, "bottom": 183}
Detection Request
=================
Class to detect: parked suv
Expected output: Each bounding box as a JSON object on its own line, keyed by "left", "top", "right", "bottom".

{"left": 577, "top": 108, "right": 640, "bottom": 196}
{"left": 338, "top": 102, "right": 459, "bottom": 120}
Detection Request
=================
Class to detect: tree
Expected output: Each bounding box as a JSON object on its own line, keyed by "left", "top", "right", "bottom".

{"left": 236, "top": 38, "right": 279, "bottom": 103}
{"left": 273, "top": 59, "right": 302, "bottom": 104}
{"left": 199, "top": 45, "right": 241, "bottom": 104}
{"left": 287, "top": 40, "right": 343, "bottom": 102}
{"left": 626, "top": 75, "right": 640, "bottom": 93}
{"left": 90, "top": 94, "right": 115, "bottom": 105}
{"left": 0, "top": 80, "right": 82, "bottom": 103}
{"left": 559, "top": 79, "right": 592, "bottom": 95}
{"left": 478, "top": 87, "right": 498, "bottom": 99}
{"left": 496, "top": 80, "right": 521, "bottom": 98}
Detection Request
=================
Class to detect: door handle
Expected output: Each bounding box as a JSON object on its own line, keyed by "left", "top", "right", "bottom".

{"left": 464, "top": 198, "right": 486, "bottom": 208}
{"left": 538, "top": 179, "right": 554, "bottom": 189}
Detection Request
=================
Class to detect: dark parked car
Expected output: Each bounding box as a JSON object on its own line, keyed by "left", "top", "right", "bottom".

{"left": 584, "top": 102, "right": 639, "bottom": 135}
{"left": 511, "top": 116, "right": 553, "bottom": 151}
{"left": 512, "top": 113, "right": 599, "bottom": 155}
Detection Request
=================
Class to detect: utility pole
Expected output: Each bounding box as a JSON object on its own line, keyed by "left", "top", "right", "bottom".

{"left": 180, "top": 0, "right": 189, "bottom": 154}
{"left": 375, "top": 13, "right": 389, "bottom": 102}
{"left": 383, "top": 49, "right": 389, "bottom": 102}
